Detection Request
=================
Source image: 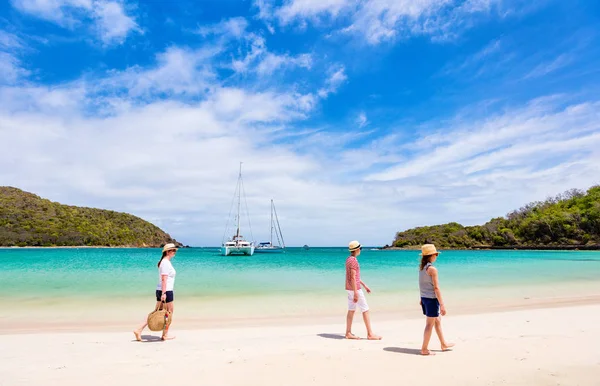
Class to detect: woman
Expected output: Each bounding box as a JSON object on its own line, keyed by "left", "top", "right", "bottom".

{"left": 133, "top": 243, "right": 177, "bottom": 341}
{"left": 419, "top": 243, "right": 454, "bottom": 355}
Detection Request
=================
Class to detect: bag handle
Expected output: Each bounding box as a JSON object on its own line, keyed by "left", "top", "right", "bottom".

{"left": 155, "top": 301, "right": 167, "bottom": 312}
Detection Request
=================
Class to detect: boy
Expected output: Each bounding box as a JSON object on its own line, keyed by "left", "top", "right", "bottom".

{"left": 345, "top": 240, "right": 382, "bottom": 340}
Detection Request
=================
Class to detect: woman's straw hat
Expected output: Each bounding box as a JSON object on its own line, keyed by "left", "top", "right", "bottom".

{"left": 420, "top": 244, "right": 439, "bottom": 256}
{"left": 348, "top": 240, "right": 362, "bottom": 252}
{"left": 162, "top": 243, "right": 177, "bottom": 253}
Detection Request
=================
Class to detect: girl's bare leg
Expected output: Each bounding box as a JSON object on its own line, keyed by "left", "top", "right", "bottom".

{"left": 434, "top": 317, "right": 455, "bottom": 350}
{"left": 421, "top": 317, "right": 436, "bottom": 355}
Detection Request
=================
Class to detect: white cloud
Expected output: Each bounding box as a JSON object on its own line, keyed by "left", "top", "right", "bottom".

{"left": 93, "top": 0, "right": 140, "bottom": 44}
{"left": 11, "top": 0, "right": 93, "bottom": 26}
{"left": 10, "top": 0, "right": 139, "bottom": 45}
{"left": 0, "top": 30, "right": 25, "bottom": 50}
{"left": 259, "top": 0, "right": 519, "bottom": 44}
{"left": 366, "top": 97, "right": 600, "bottom": 184}
{"left": 276, "top": 0, "right": 349, "bottom": 24}
{"left": 197, "top": 17, "right": 249, "bottom": 39}
{"left": 197, "top": 17, "right": 314, "bottom": 78}
{"left": 256, "top": 52, "right": 312, "bottom": 75}
{"left": 0, "top": 52, "right": 30, "bottom": 84}
{"left": 101, "top": 46, "right": 220, "bottom": 98}
{"left": 2, "top": 74, "right": 599, "bottom": 246}
{"left": 356, "top": 111, "right": 368, "bottom": 128}
{"left": 0, "top": 31, "right": 29, "bottom": 84}
{"left": 523, "top": 54, "right": 573, "bottom": 79}
{"left": 318, "top": 65, "right": 347, "bottom": 97}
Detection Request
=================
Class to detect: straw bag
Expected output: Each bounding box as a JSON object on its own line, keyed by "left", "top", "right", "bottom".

{"left": 147, "top": 302, "right": 172, "bottom": 332}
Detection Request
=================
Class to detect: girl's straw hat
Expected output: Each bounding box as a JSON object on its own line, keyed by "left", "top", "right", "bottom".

{"left": 420, "top": 244, "right": 439, "bottom": 256}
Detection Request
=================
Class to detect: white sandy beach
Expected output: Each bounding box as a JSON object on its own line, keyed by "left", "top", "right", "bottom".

{"left": 2, "top": 304, "right": 599, "bottom": 386}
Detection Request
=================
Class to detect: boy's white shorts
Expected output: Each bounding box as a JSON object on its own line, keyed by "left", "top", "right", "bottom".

{"left": 346, "top": 289, "right": 369, "bottom": 312}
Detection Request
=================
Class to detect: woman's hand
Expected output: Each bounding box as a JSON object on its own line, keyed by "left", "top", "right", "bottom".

{"left": 440, "top": 304, "right": 447, "bottom": 316}
{"left": 161, "top": 293, "right": 167, "bottom": 302}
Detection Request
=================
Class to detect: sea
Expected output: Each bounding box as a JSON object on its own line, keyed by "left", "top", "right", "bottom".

{"left": 4, "top": 247, "right": 600, "bottom": 299}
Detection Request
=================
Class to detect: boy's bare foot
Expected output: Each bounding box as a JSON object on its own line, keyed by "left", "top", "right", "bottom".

{"left": 421, "top": 350, "right": 435, "bottom": 356}
{"left": 345, "top": 333, "right": 360, "bottom": 340}
{"left": 441, "top": 343, "right": 455, "bottom": 351}
{"left": 367, "top": 334, "right": 382, "bottom": 340}
{"left": 133, "top": 330, "right": 142, "bottom": 342}
{"left": 161, "top": 335, "right": 176, "bottom": 341}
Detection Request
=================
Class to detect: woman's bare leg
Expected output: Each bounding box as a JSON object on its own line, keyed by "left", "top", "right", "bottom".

{"left": 421, "top": 317, "right": 436, "bottom": 355}
{"left": 161, "top": 302, "right": 175, "bottom": 340}
{"left": 133, "top": 300, "right": 162, "bottom": 341}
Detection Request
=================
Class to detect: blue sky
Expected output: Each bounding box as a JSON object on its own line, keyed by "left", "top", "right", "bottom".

{"left": 1, "top": 0, "right": 599, "bottom": 247}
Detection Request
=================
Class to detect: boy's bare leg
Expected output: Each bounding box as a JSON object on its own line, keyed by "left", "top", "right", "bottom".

{"left": 346, "top": 310, "right": 359, "bottom": 339}
{"left": 362, "top": 311, "right": 382, "bottom": 340}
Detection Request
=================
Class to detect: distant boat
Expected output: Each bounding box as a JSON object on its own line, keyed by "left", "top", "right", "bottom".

{"left": 303, "top": 245, "right": 310, "bottom": 250}
{"left": 221, "top": 163, "right": 255, "bottom": 256}
{"left": 255, "top": 199, "right": 285, "bottom": 254}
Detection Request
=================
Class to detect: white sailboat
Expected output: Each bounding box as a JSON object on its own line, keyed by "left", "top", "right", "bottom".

{"left": 221, "top": 163, "right": 255, "bottom": 256}
{"left": 255, "top": 199, "right": 285, "bottom": 254}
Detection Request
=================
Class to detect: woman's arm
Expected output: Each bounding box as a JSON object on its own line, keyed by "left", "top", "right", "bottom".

{"left": 161, "top": 275, "right": 168, "bottom": 301}
{"left": 429, "top": 267, "right": 446, "bottom": 315}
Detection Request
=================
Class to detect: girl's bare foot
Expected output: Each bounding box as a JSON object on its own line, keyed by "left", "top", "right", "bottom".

{"left": 367, "top": 334, "right": 382, "bottom": 340}
{"left": 345, "top": 333, "right": 360, "bottom": 340}
{"left": 161, "top": 335, "right": 176, "bottom": 341}
{"left": 421, "top": 350, "right": 435, "bottom": 356}
{"left": 441, "top": 343, "right": 455, "bottom": 351}
{"left": 133, "top": 330, "right": 142, "bottom": 342}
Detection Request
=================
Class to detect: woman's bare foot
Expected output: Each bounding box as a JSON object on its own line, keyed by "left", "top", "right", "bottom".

{"left": 367, "top": 334, "right": 382, "bottom": 340}
{"left": 421, "top": 349, "right": 436, "bottom": 356}
{"left": 345, "top": 332, "right": 360, "bottom": 340}
{"left": 441, "top": 343, "right": 455, "bottom": 351}
{"left": 161, "top": 335, "right": 176, "bottom": 341}
{"left": 133, "top": 330, "right": 142, "bottom": 342}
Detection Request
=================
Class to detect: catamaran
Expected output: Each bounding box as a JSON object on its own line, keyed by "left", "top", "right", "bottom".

{"left": 221, "top": 163, "right": 255, "bottom": 256}
{"left": 255, "top": 199, "right": 285, "bottom": 253}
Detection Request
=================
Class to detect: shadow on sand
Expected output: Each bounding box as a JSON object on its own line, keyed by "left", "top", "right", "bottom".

{"left": 317, "top": 333, "right": 346, "bottom": 340}
{"left": 383, "top": 347, "right": 422, "bottom": 355}
{"left": 130, "top": 335, "right": 163, "bottom": 343}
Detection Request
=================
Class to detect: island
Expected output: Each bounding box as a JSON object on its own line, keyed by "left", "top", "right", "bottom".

{"left": 0, "top": 186, "right": 182, "bottom": 248}
{"left": 385, "top": 185, "right": 600, "bottom": 250}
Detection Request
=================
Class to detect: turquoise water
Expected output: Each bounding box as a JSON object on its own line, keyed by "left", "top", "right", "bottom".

{"left": 2, "top": 247, "right": 600, "bottom": 302}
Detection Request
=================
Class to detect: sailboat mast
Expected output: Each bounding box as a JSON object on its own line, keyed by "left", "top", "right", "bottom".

{"left": 270, "top": 199, "right": 274, "bottom": 246}
{"left": 273, "top": 200, "right": 285, "bottom": 248}
{"left": 236, "top": 162, "right": 242, "bottom": 239}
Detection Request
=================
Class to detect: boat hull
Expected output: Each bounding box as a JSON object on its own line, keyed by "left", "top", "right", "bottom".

{"left": 254, "top": 247, "right": 285, "bottom": 253}
{"left": 221, "top": 245, "right": 255, "bottom": 256}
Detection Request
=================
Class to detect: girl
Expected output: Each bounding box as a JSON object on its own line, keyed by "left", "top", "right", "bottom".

{"left": 419, "top": 243, "right": 454, "bottom": 355}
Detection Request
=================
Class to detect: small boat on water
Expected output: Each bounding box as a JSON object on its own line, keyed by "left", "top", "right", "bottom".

{"left": 221, "top": 163, "right": 255, "bottom": 256}
{"left": 255, "top": 199, "right": 285, "bottom": 254}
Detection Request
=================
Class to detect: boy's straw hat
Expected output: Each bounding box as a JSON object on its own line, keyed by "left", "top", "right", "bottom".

{"left": 348, "top": 240, "right": 362, "bottom": 252}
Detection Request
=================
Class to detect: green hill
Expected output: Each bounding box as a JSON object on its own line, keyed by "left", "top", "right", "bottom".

{"left": 389, "top": 186, "right": 600, "bottom": 250}
{"left": 0, "top": 187, "right": 182, "bottom": 247}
